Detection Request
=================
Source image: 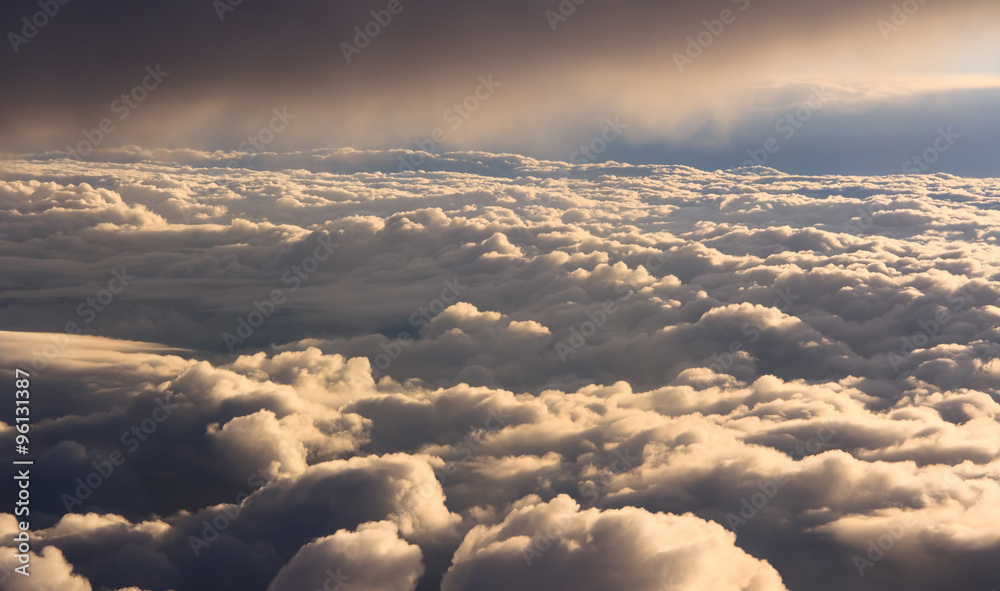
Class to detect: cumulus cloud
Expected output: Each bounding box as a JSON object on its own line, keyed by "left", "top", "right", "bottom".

{"left": 442, "top": 494, "right": 786, "bottom": 591}
{"left": 266, "top": 521, "right": 424, "bottom": 591}
{"left": 1, "top": 149, "right": 999, "bottom": 590}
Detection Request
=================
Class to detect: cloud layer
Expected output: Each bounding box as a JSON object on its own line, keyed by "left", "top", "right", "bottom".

{"left": 1, "top": 150, "right": 999, "bottom": 590}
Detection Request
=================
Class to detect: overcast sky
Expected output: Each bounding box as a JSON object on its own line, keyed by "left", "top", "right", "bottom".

{"left": 2, "top": 0, "right": 999, "bottom": 174}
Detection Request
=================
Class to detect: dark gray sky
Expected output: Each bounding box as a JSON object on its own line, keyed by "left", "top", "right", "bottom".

{"left": 2, "top": 0, "right": 998, "bottom": 175}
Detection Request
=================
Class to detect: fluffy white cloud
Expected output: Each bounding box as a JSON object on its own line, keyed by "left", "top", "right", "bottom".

{"left": 266, "top": 521, "right": 424, "bottom": 591}
{"left": 1, "top": 149, "right": 999, "bottom": 591}
{"left": 442, "top": 494, "right": 786, "bottom": 591}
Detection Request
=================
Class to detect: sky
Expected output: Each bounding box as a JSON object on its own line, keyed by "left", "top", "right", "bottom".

{"left": 2, "top": 3, "right": 1000, "bottom": 591}
{"left": 1, "top": 0, "right": 999, "bottom": 175}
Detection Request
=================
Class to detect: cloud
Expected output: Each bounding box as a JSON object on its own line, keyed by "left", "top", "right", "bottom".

{"left": 441, "top": 494, "right": 787, "bottom": 591}
{"left": 1, "top": 150, "right": 999, "bottom": 590}
{"left": 3, "top": 1, "right": 1000, "bottom": 174}
{"left": 266, "top": 521, "right": 424, "bottom": 591}
{"left": 1, "top": 512, "right": 92, "bottom": 591}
